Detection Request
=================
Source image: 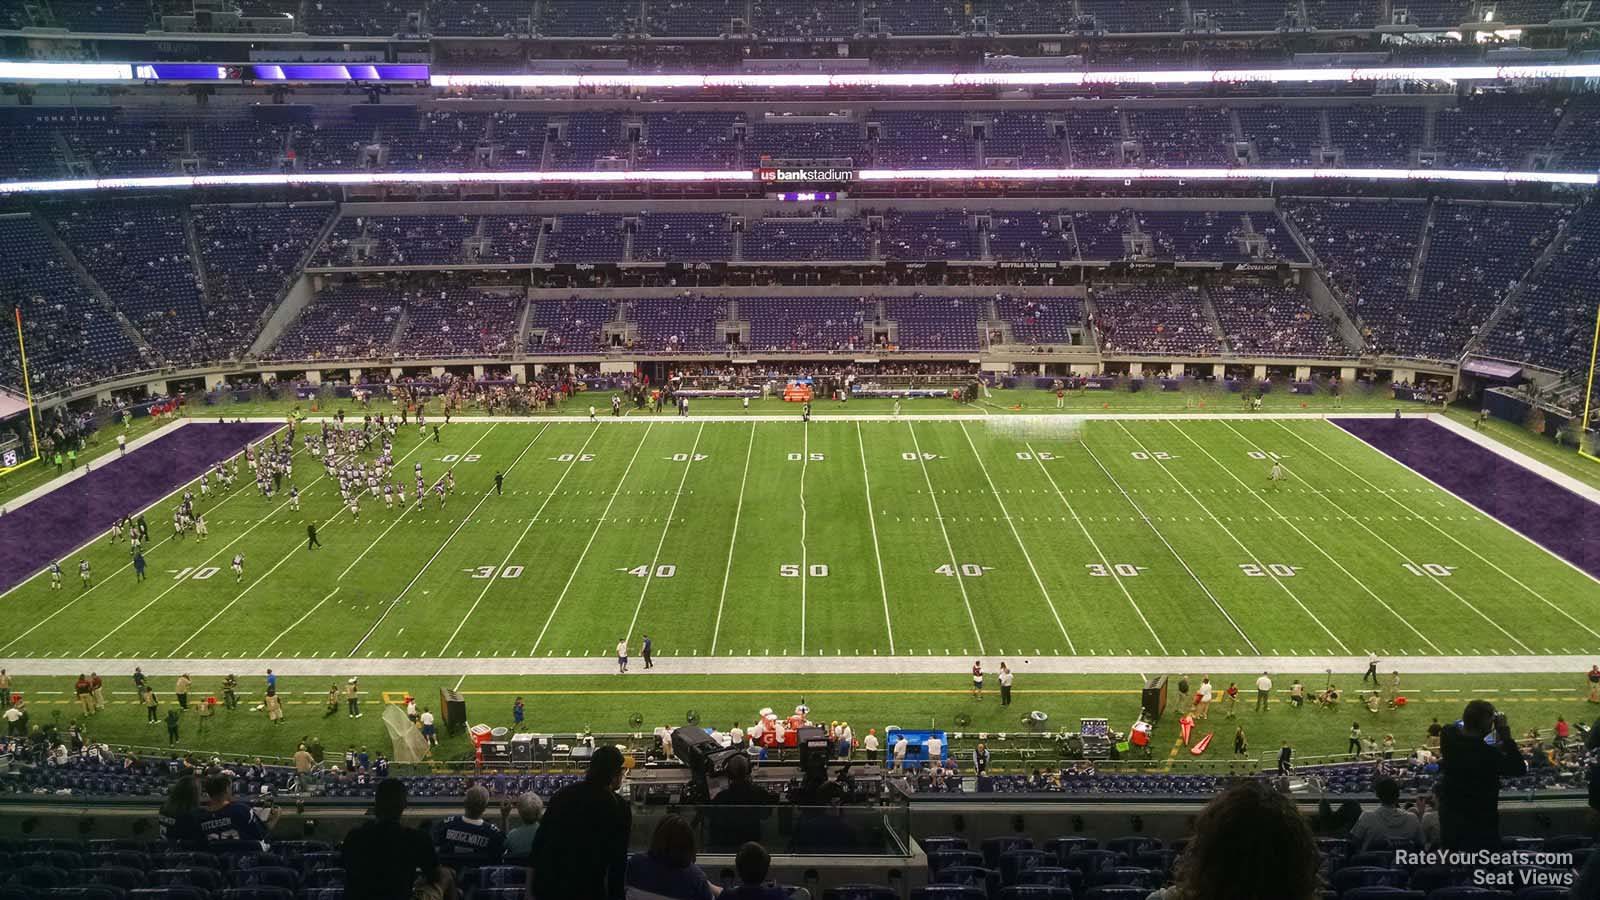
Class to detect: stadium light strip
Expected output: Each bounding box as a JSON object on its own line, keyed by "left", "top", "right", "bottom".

{"left": 7, "top": 60, "right": 1600, "bottom": 87}
{"left": 0, "top": 61, "right": 133, "bottom": 81}
{"left": 430, "top": 63, "right": 1600, "bottom": 90}
{"left": 0, "top": 167, "right": 1593, "bottom": 196}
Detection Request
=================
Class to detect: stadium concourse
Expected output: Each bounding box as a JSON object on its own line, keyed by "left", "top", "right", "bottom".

{"left": 6, "top": 4, "right": 1600, "bottom": 900}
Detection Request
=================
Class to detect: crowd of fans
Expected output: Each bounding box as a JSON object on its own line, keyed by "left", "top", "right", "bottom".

{"left": 1, "top": 692, "right": 1593, "bottom": 900}
{"left": 5, "top": 0, "right": 1586, "bottom": 36}
{"left": 6, "top": 98, "right": 1600, "bottom": 182}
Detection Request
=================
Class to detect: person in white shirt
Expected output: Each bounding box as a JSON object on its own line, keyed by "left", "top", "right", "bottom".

{"left": 863, "top": 729, "right": 880, "bottom": 758}
{"left": 998, "top": 664, "right": 1014, "bottom": 706}
{"left": 1256, "top": 673, "right": 1273, "bottom": 711}
{"left": 1196, "top": 677, "right": 1214, "bottom": 719}
{"left": 837, "top": 723, "right": 853, "bottom": 755}
{"left": 924, "top": 734, "right": 943, "bottom": 769}
{"left": 729, "top": 724, "right": 746, "bottom": 747}
{"left": 892, "top": 735, "right": 908, "bottom": 770}
{"left": 615, "top": 639, "right": 628, "bottom": 674}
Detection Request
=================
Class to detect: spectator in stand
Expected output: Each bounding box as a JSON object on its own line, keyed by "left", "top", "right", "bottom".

{"left": 343, "top": 778, "right": 441, "bottom": 900}
{"left": 502, "top": 791, "right": 543, "bottom": 864}
{"left": 157, "top": 772, "right": 204, "bottom": 846}
{"left": 708, "top": 753, "right": 776, "bottom": 850}
{"left": 198, "top": 771, "right": 278, "bottom": 847}
{"left": 626, "top": 813, "right": 721, "bottom": 900}
{"left": 1348, "top": 776, "right": 1424, "bottom": 852}
{"left": 433, "top": 784, "right": 506, "bottom": 866}
{"left": 1147, "top": 780, "right": 1320, "bottom": 900}
{"left": 532, "top": 744, "right": 631, "bottom": 900}
{"left": 1438, "top": 699, "right": 1527, "bottom": 851}
{"left": 725, "top": 842, "right": 790, "bottom": 900}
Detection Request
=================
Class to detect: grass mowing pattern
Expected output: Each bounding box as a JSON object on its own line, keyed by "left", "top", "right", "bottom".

{"left": 2, "top": 416, "right": 1596, "bottom": 663}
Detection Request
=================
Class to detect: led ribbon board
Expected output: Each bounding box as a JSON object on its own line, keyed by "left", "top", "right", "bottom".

{"left": 429, "top": 63, "right": 1600, "bottom": 90}
{"left": 0, "top": 167, "right": 1593, "bottom": 196}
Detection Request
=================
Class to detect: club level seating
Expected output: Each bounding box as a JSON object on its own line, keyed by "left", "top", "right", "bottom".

{"left": 8, "top": 0, "right": 1592, "bottom": 36}
{"left": 995, "top": 296, "right": 1085, "bottom": 345}
{"left": 266, "top": 283, "right": 403, "bottom": 361}
{"left": 191, "top": 204, "right": 334, "bottom": 354}
{"left": 624, "top": 297, "right": 730, "bottom": 352}
{"left": 527, "top": 297, "right": 612, "bottom": 353}
{"left": 632, "top": 214, "right": 734, "bottom": 263}
{"left": 395, "top": 289, "right": 521, "bottom": 357}
{"left": 7, "top": 101, "right": 1600, "bottom": 181}
{"left": 51, "top": 206, "right": 209, "bottom": 366}
{"left": 885, "top": 297, "right": 984, "bottom": 351}
{"left": 741, "top": 297, "right": 877, "bottom": 353}
{"left": 1480, "top": 202, "right": 1600, "bottom": 374}
{"left": 987, "top": 212, "right": 1078, "bottom": 262}
{"left": 0, "top": 215, "right": 148, "bottom": 392}
{"left": 1091, "top": 284, "right": 1221, "bottom": 355}
{"left": 1210, "top": 282, "right": 1350, "bottom": 356}
{"left": 1283, "top": 198, "right": 1428, "bottom": 356}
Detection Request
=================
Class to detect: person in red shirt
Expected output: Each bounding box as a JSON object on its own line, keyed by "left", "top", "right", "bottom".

{"left": 1555, "top": 715, "right": 1571, "bottom": 749}
{"left": 1588, "top": 665, "right": 1600, "bottom": 703}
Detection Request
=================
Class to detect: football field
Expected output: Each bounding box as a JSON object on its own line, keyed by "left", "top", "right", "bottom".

{"left": 3, "top": 413, "right": 1597, "bottom": 669}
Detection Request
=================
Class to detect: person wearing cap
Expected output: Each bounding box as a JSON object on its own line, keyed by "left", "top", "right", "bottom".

{"left": 346, "top": 677, "right": 362, "bottom": 718}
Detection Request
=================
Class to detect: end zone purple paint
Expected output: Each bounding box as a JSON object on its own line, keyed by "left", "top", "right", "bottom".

{"left": 0, "top": 422, "right": 279, "bottom": 595}
{"left": 1333, "top": 417, "right": 1599, "bottom": 581}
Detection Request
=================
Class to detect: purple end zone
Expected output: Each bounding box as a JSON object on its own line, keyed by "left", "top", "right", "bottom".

{"left": 0, "top": 422, "right": 278, "bottom": 595}
{"left": 1333, "top": 418, "right": 1600, "bottom": 581}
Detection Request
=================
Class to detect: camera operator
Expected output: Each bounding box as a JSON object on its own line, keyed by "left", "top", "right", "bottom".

{"left": 1437, "top": 700, "right": 1527, "bottom": 851}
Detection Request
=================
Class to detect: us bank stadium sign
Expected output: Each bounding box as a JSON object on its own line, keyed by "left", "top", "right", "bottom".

{"left": 756, "top": 166, "right": 857, "bottom": 184}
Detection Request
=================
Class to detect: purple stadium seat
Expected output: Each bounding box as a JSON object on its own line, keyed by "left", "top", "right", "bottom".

{"left": 76, "top": 868, "right": 149, "bottom": 890}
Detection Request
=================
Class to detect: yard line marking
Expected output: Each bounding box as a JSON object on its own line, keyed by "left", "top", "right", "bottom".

{"left": 260, "top": 588, "right": 340, "bottom": 656}
{"left": 1284, "top": 420, "right": 1600, "bottom": 638}
{"left": 907, "top": 421, "right": 984, "bottom": 654}
{"left": 347, "top": 425, "right": 547, "bottom": 650}
{"left": 530, "top": 424, "right": 655, "bottom": 655}
{"left": 0, "top": 425, "right": 299, "bottom": 651}
{"left": 799, "top": 421, "right": 810, "bottom": 655}
{"left": 1026, "top": 440, "right": 1166, "bottom": 654}
{"left": 1081, "top": 432, "right": 1260, "bottom": 654}
{"left": 709, "top": 423, "right": 757, "bottom": 656}
{"left": 1272, "top": 422, "right": 1540, "bottom": 653}
{"left": 338, "top": 425, "right": 511, "bottom": 581}
{"left": 624, "top": 423, "right": 705, "bottom": 646}
{"left": 1109, "top": 420, "right": 1329, "bottom": 653}
{"left": 959, "top": 422, "right": 1074, "bottom": 653}
{"left": 77, "top": 431, "right": 401, "bottom": 656}
{"left": 1193, "top": 421, "right": 1442, "bottom": 653}
{"left": 856, "top": 423, "right": 896, "bottom": 654}
{"left": 435, "top": 425, "right": 598, "bottom": 656}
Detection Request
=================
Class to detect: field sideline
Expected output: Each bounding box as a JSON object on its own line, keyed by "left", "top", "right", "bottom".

{"left": 1, "top": 411, "right": 1596, "bottom": 674}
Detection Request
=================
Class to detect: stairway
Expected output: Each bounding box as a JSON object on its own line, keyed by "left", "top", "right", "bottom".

{"left": 1462, "top": 202, "right": 1584, "bottom": 358}
{"left": 33, "top": 212, "right": 154, "bottom": 359}
{"left": 1198, "top": 284, "right": 1231, "bottom": 353}
{"left": 183, "top": 208, "right": 218, "bottom": 318}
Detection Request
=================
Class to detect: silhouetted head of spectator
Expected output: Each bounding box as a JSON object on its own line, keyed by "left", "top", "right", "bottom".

{"left": 1170, "top": 780, "right": 1319, "bottom": 900}
{"left": 373, "top": 778, "right": 408, "bottom": 820}
{"left": 463, "top": 784, "right": 490, "bottom": 819}
{"left": 1374, "top": 776, "right": 1401, "bottom": 808}
{"left": 587, "top": 745, "right": 626, "bottom": 789}
{"left": 1461, "top": 699, "right": 1497, "bottom": 736}
{"left": 725, "top": 752, "right": 753, "bottom": 785}
{"left": 735, "top": 841, "right": 771, "bottom": 885}
{"left": 202, "top": 773, "right": 233, "bottom": 806}
{"left": 648, "top": 814, "right": 698, "bottom": 870}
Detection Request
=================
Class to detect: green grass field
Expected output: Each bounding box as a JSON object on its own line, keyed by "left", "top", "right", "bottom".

{"left": 3, "top": 409, "right": 1596, "bottom": 665}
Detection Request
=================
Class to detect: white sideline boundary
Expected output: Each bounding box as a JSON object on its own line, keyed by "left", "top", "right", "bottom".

{"left": 232, "top": 412, "right": 1407, "bottom": 425}
{"left": 0, "top": 654, "right": 1594, "bottom": 677}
